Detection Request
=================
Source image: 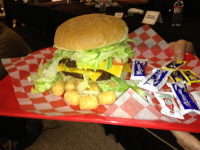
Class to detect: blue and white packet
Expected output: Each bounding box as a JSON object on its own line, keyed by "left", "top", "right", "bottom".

{"left": 190, "top": 91, "right": 200, "bottom": 115}
{"left": 130, "top": 59, "right": 147, "bottom": 80}
{"left": 138, "top": 68, "right": 172, "bottom": 92}
{"left": 167, "top": 82, "right": 200, "bottom": 115}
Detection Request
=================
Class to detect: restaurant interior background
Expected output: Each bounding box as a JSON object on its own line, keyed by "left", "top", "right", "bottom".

{"left": 0, "top": 0, "right": 200, "bottom": 149}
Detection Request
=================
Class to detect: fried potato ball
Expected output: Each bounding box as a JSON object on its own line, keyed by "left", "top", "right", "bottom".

{"left": 64, "top": 90, "right": 81, "bottom": 106}
{"left": 79, "top": 95, "right": 98, "bottom": 110}
{"left": 89, "top": 82, "right": 101, "bottom": 92}
{"left": 98, "top": 91, "right": 116, "bottom": 105}
{"left": 65, "top": 79, "right": 77, "bottom": 91}
{"left": 52, "top": 80, "right": 65, "bottom": 96}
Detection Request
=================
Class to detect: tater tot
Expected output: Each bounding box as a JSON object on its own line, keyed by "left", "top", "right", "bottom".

{"left": 89, "top": 82, "right": 101, "bottom": 92}
{"left": 64, "top": 90, "right": 81, "bottom": 106}
{"left": 52, "top": 80, "right": 65, "bottom": 96}
{"left": 69, "top": 78, "right": 77, "bottom": 83}
{"left": 79, "top": 95, "right": 98, "bottom": 110}
{"left": 98, "top": 91, "right": 116, "bottom": 105}
{"left": 65, "top": 79, "right": 77, "bottom": 91}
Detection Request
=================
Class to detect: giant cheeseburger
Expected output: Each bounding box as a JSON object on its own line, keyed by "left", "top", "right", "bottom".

{"left": 54, "top": 13, "right": 134, "bottom": 82}
{"left": 29, "top": 14, "right": 137, "bottom": 109}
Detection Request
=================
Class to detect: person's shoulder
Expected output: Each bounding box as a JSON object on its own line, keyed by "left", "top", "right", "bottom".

{"left": 0, "top": 22, "right": 32, "bottom": 58}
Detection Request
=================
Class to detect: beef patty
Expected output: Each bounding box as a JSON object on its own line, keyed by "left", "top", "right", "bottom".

{"left": 59, "top": 59, "right": 113, "bottom": 81}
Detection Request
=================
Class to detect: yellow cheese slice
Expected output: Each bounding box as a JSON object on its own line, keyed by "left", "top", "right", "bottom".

{"left": 58, "top": 63, "right": 102, "bottom": 81}
{"left": 84, "top": 61, "right": 124, "bottom": 77}
{"left": 57, "top": 62, "right": 132, "bottom": 81}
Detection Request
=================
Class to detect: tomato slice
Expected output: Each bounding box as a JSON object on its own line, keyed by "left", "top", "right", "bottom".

{"left": 112, "top": 58, "right": 125, "bottom": 65}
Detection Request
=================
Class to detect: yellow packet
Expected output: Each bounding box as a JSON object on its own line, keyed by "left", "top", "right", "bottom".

{"left": 162, "top": 60, "right": 186, "bottom": 71}
{"left": 181, "top": 69, "right": 200, "bottom": 84}
{"left": 169, "top": 71, "right": 191, "bottom": 86}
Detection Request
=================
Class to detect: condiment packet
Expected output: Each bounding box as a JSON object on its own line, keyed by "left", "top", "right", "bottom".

{"left": 190, "top": 91, "right": 200, "bottom": 101}
{"left": 138, "top": 68, "right": 172, "bottom": 92}
{"left": 181, "top": 69, "right": 200, "bottom": 84}
{"left": 130, "top": 59, "right": 147, "bottom": 80}
{"left": 169, "top": 71, "right": 191, "bottom": 86}
{"left": 190, "top": 91, "right": 200, "bottom": 113}
{"left": 162, "top": 60, "right": 186, "bottom": 71}
{"left": 143, "top": 91, "right": 154, "bottom": 106}
{"left": 154, "top": 92, "right": 184, "bottom": 119}
{"left": 167, "top": 82, "right": 200, "bottom": 115}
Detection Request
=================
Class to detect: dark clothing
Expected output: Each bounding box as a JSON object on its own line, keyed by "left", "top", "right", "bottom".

{"left": 103, "top": 124, "right": 200, "bottom": 150}
{"left": 0, "top": 22, "right": 32, "bottom": 58}
{"left": 0, "top": 117, "right": 28, "bottom": 141}
{"left": 0, "top": 22, "right": 32, "bottom": 80}
{"left": 103, "top": 124, "right": 182, "bottom": 150}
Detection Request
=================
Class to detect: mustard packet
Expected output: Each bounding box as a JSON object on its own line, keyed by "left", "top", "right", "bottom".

{"left": 162, "top": 60, "right": 186, "bottom": 71}
{"left": 181, "top": 69, "right": 200, "bottom": 84}
{"left": 169, "top": 71, "right": 191, "bottom": 86}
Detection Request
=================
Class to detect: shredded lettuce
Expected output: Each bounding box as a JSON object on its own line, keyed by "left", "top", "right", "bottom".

{"left": 98, "top": 76, "right": 146, "bottom": 98}
{"left": 98, "top": 76, "right": 129, "bottom": 92}
{"left": 28, "top": 39, "right": 135, "bottom": 93}
{"left": 28, "top": 50, "right": 74, "bottom": 93}
{"left": 70, "top": 39, "right": 135, "bottom": 71}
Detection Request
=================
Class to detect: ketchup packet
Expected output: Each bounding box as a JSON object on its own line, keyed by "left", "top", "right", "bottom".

{"left": 162, "top": 60, "right": 186, "bottom": 71}
{"left": 130, "top": 59, "right": 147, "bottom": 80}
{"left": 138, "top": 68, "right": 172, "bottom": 92}
{"left": 167, "top": 82, "right": 200, "bottom": 115}
{"left": 143, "top": 91, "right": 154, "bottom": 106}
{"left": 154, "top": 92, "right": 184, "bottom": 119}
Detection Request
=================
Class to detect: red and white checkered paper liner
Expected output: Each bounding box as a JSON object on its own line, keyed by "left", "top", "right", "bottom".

{"left": 2, "top": 25, "right": 200, "bottom": 124}
{"left": 102, "top": 88, "right": 173, "bottom": 122}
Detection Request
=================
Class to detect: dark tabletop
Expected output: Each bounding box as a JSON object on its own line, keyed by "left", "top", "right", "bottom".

{"left": 3, "top": 0, "right": 200, "bottom": 43}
